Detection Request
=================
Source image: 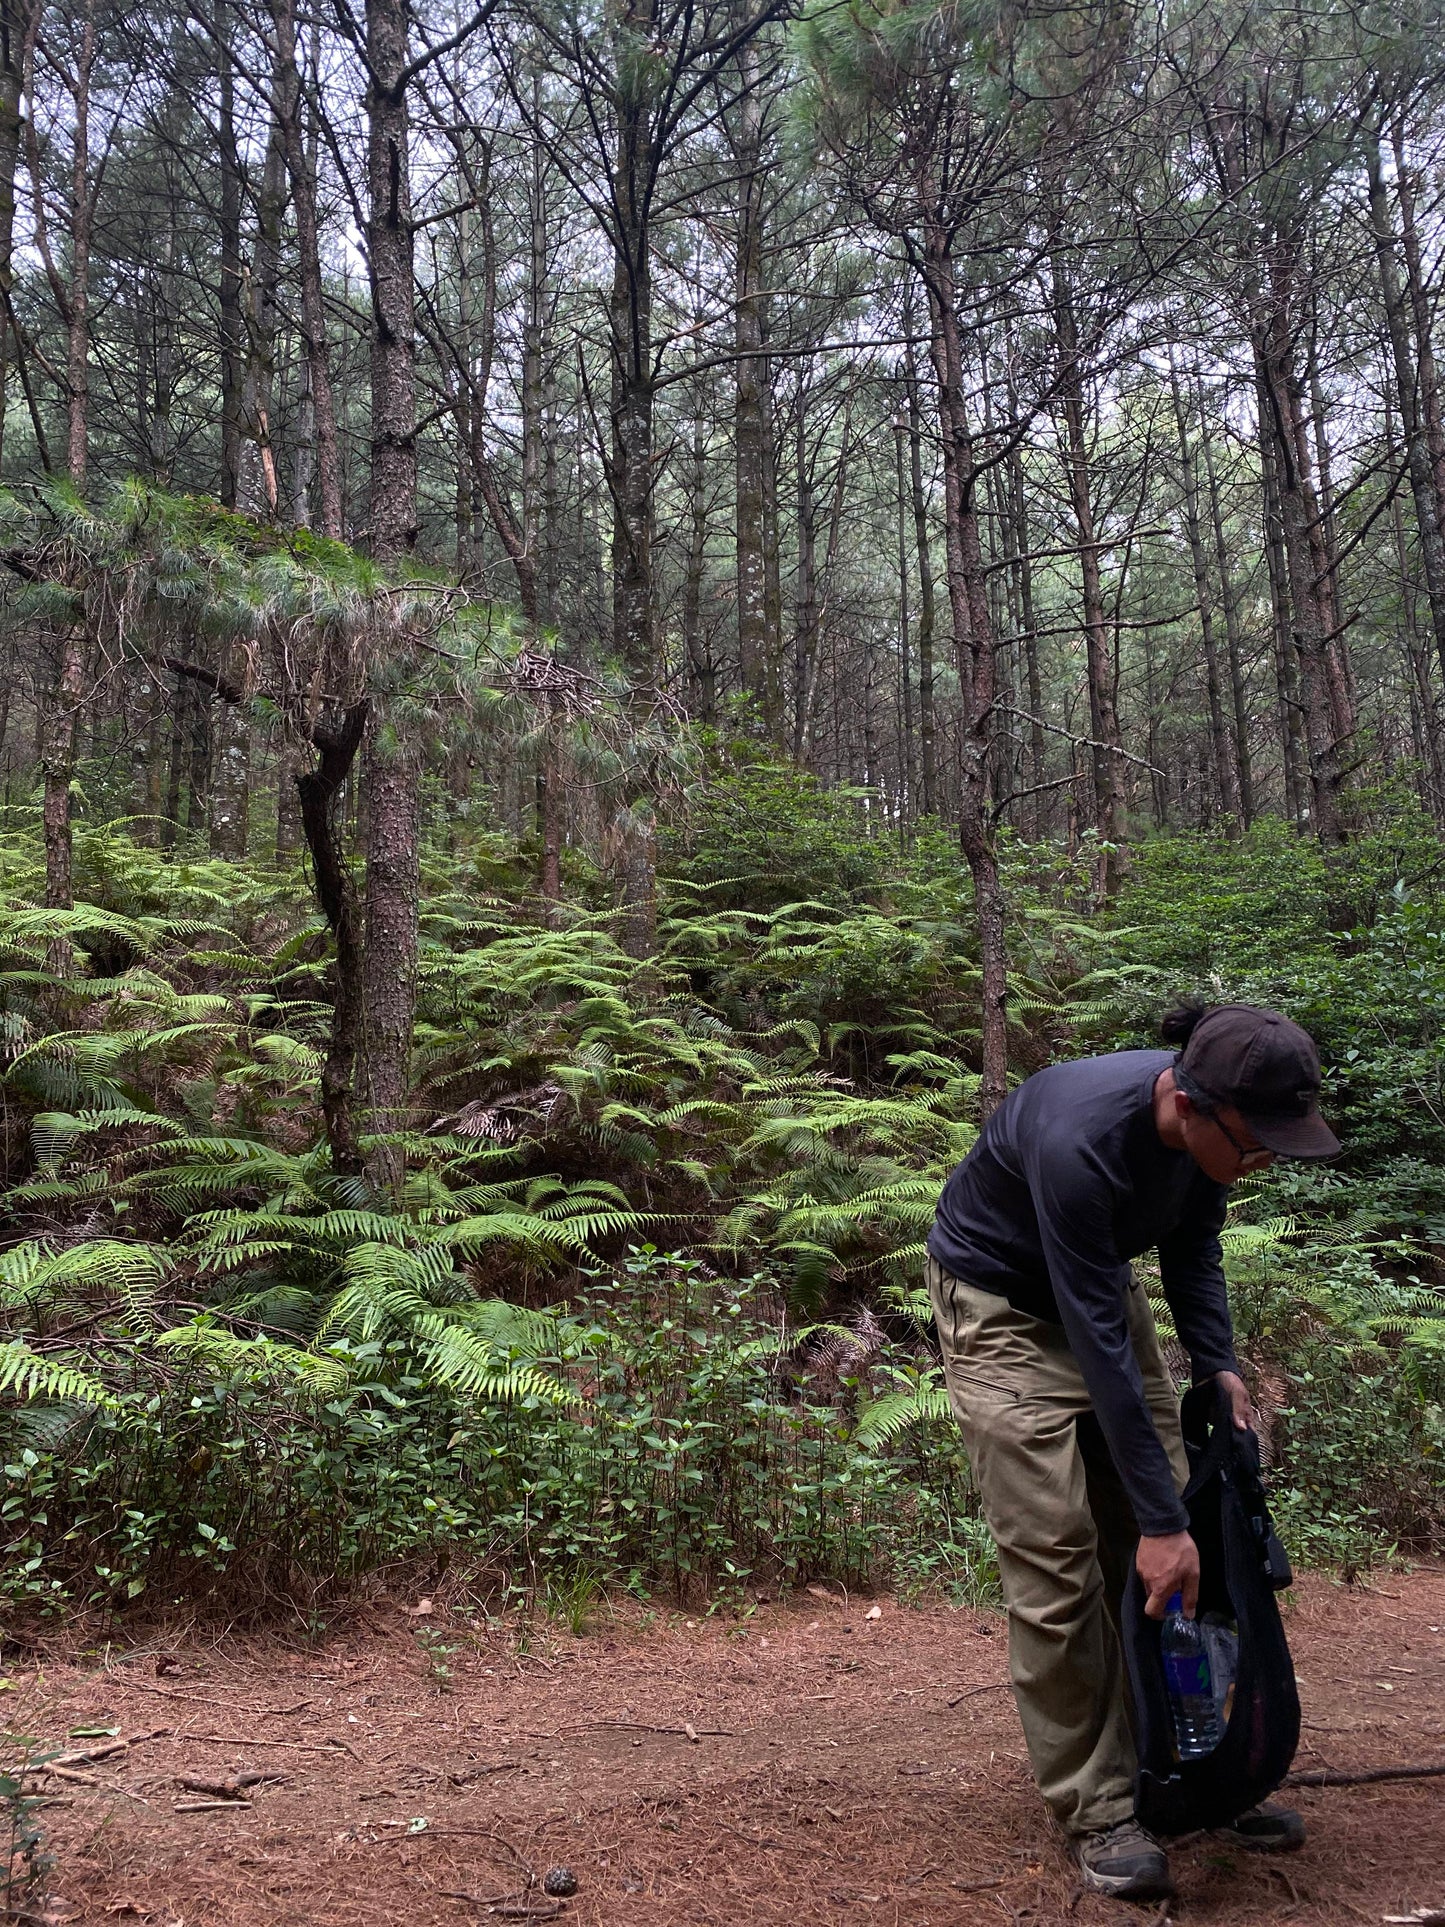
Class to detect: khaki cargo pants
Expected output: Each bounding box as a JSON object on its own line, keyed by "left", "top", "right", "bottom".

{"left": 925, "top": 1256, "right": 1189, "bottom": 1836}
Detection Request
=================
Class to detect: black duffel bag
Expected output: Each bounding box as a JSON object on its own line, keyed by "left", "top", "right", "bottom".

{"left": 1122, "top": 1379, "right": 1300, "bottom": 1836}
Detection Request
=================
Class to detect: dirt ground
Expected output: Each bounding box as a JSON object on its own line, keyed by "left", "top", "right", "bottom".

{"left": 5, "top": 1567, "right": 1443, "bottom": 1927}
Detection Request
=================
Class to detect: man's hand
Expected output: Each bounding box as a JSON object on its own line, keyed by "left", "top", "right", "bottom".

{"left": 1137, "top": 1530, "right": 1200, "bottom": 1620}
{"left": 1216, "top": 1368, "right": 1255, "bottom": 1432}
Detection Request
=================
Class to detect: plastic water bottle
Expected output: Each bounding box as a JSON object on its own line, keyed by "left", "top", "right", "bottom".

{"left": 1201, "top": 1612, "right": 1239, "bottom": 1730}
{"left": 1161, "top": 1591, "right": 1224, "bottom": 1759}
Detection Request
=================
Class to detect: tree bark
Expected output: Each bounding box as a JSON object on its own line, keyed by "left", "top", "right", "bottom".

{"left": 360, "top": 721, "right": 420, "bottom": 1158}
{"left": 682, "top": 412, "right": 714, "bottom": 723}
{"left": 239, "top": 113, "right": 287, "bottom": 519}
{"left": 42, "top": 624, "right": 84, "bottom": 916}
{"left": 297, "top": 705, "right": 368, "bottom": 1176}
{"left": 0, "top": 0, "right": 30, "bottom": 474}
{"left": 1255, "top": 263, "right": 1343, "bottom": 842}
{"left": 216, "top": 0, "right": 245, "bottom": 509}
{"left": 209, "top": 702, "right": 250, "bottom": 859}
{"left": 732, "top": 36, "right": 780, "bottom": 735}
{"left": 1197, "top": 383, "right": 1255, "bottom": 825}
{"left": 273, "top": 0, "right": 342, "bottom": 537}
{"left": 366, "top": 0, "right": 418, "bottom": 560}
{"left": 361, "top": 0, "right": 422, "bottom": 1187}
{"left": 522, "top": 113, "right": 547, "bottom": 621}
{"left": 1053, "top": 262, "right": 1125, "bottom": 891}
{"left": 606, "top": 0, "right": 656, "bottom": 681}
{"left": 921, "top": 237, "right": 1006, "bottom": 1117}
{"left": 1170, "top": 361, "right": 1241, "bottom": 828}
{"left": 1367, "top": 127, "right": 1445, "bottom": 695}
{"left": 61, "top": 0, "right": 93, "bottom": 490}
{"left": 1394, "top": 116, "right": 1445, "bottom": 536}
{"left": 894, "top": 413, "right": 914, "bottom": 824}
{"left": 904, "top": 332, "right": 937, "bottom": 820}
{"left": 792, "top": 377, "right": 818, "bottom": 760}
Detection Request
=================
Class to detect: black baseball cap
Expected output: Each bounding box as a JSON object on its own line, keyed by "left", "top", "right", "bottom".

{"left": 1177, "top": 1004, "right": 1341, "bottom": 1159}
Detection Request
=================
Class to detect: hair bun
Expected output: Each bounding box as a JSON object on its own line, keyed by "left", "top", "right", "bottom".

{"left": 1160, "top": 999, "right": 1209, "bottom": 1048}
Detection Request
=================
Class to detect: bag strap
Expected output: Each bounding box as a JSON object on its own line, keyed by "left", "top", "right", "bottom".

{"left": 1180, "top": 1377, "right": 1235, "bottom": 1478}
{"left": 1180, "top": 1378, "right": 1293, "bottom": 1590}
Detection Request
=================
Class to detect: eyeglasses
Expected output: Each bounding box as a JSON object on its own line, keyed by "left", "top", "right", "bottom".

{"left": 1211, "top": 1111, "right": 1274, "bottom": 1171}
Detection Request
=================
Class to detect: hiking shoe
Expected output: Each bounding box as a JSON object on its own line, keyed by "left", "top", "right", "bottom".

{"left": 1073, "top": 1819, "right": 1174, "bottom": 1899}
{"left": 1218, "top": 1801, "right": 1306, "bottom": 1852}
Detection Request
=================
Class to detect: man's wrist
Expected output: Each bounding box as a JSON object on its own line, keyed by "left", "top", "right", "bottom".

{"left": 1190, "top": 1358, "right": 1240, "bottom": 1384}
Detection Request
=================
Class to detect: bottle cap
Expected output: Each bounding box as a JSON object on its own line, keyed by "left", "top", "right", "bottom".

{"left": 1166, "top": 1592, "right": 1183, "bottom": 1613}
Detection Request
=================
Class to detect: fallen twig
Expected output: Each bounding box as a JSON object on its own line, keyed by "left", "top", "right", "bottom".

{"left": 177, "top": 1773, "right": 288, "bottom": 1798}
{"left": 947, "top": 1682, "right": 1009, "bottom": 1709}
{"left": 179, "top": 1734, "right": 349, "bottom": 1753}
{"left": 904, "top": 1862, "right": 942, "bottom": 1885}
{"left": 108, "top": 1676, "right": 310, "bottom": 1716}
{"left": 174, "top": 1798, "right": 253, "bottom": 1813}
{"left": 1286, "top": 1762, "right": 1445, "bottom": 1789}
{"left": 50, "top": 1728, "right": 170, "bottom": 1769}
{"left": 573, "top": 1719, "right": 731, "bottom": 1737}
{"left": 486, "top": 1906, "right": 563, "bottom": 1921}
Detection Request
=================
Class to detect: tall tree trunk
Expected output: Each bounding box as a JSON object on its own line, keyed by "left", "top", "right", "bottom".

{"left": 536, "top": 693, "right": 562, "bottom": 911}
{"left": 792, "top": 378, "right": 818, "bottom": 760}
{"left": 1255, "top": 381, "right": 1305, "bottom": 823}
{"left": 1197, "top": 383, "right": 1255, "bottom": 824}
{"left": 239, "top": 116, "right": 287, "bottom": 518}
{"left": 922, "top": 239, "right": 1006, "bottom": 1117}
{"left": 1305, "top": 343, "right": 1355, "bottom": 747}
{"left": 275, "top": 735, "right": 304, "bottom": 859}
{"left": 274, "top": 0, "right": 342, "bottom": 536}
{"left": 209, "top": 703, "right": 250, "bottom": 858}
{"left": 607, "top": 0, "right": 656, "bottom": 682}
{"left": 1053, "top": 264, "right": 1126, "bottom": 891}
{"left": 904, "top": 331, "right": 937, "bottom": 819}
{"left": 161, "top": 665, "right": 186, "bottom": 850}
{"left": 1255, "top": 262, "right": 1342, "bottom": 842}
{"left": 1170, "top": 361, "right": 1241, "bottom": 829}
{"left": 366, "top": 0, "right": 418, "bottom": 561}
{"left": 452, "top": 149, "right": 538, "bottom": 623}
{"left": 732, "top": 37, "right": 780, "bottom": 736}
{"left": 1367, "top": 127, "right": 1445, "bottom": 693}
{"left": 522, "top": 115, "right": 547, "bottom": 621}
{"left": 298, "top": 706, "right": 368, "bottom": 1175}
{"left": 217, "top": 0, "right": 245, "bottom": 509}
{"left": 1389, "top": 405, "right": 1445, "bottom": 818}
{"left": 185, "top": 684, "right": 212, "bottom": 835}
{"left": 681, "top": 412, "right": 714, "bottom": 723}
{"left": 0, "top": 0, "right": 29, "bottom": 474}
{"left": 1005, "top": 439, "right": 1045, "bottom": 840}
{"left": 894, "top": 413, "right": 914, "bottom": 825}
{"left": 61, "top": 0, "right": 93, "bottom": 491}
{"left": 1394, "top": 116, "right": 1445, "bottom": 536}
{"left": 42, "top": 625, "right": 84, "bottom": 914}
{"left": 359, "top": 0, "right": 423, "bottom": 1188}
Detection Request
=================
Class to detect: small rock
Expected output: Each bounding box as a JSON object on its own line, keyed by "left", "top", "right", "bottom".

{"left": 542, "top": 1866, "right": 578, "bottom": 1898}
{"left": 865, "top": 1605, "right": 882, "bottom": 1621}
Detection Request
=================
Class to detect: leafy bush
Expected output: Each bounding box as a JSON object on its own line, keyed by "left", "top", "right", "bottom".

{"left": 2, "top": 1251, "right": 990, "bottom": 1612}
{"left": 671, "top": 761, "right": 890, "bottom": 909}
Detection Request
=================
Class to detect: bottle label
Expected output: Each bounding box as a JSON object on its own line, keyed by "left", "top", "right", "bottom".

{"left": 1163, "top": 1653, "right": 1211, "bottom": 1696}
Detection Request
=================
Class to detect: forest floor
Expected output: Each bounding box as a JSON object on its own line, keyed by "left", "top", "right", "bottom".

{"left": 7, "top": 1568, "right": 1444, "bottom": 1927}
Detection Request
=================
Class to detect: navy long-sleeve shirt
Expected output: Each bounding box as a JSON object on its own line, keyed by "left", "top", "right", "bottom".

{"left": 926, "top": 1049, "right": 1238, "bottom": 1536}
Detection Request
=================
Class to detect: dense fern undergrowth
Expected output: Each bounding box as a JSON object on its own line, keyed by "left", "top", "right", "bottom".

{"left": 2, "top": 778, "right": 1443, "bottom": 1622}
